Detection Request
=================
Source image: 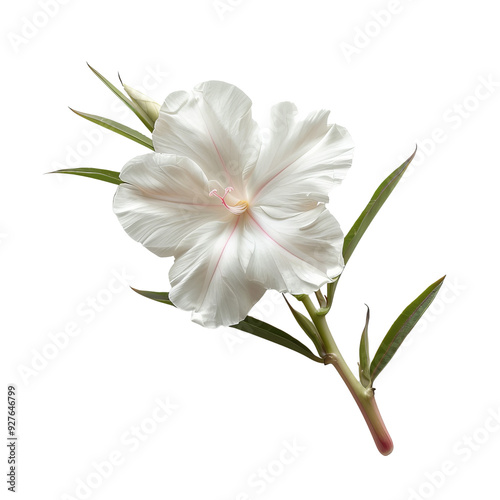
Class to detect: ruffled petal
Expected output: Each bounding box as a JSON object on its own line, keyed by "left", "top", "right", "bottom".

{"left": 153, "top": 81, "right": 261, "bottom": 195}
{"left": 169, "top": 219, "right": 266, "bottom": 328}
{"left": 247, "top": 102, "right": 353, "bottom": 211}
{"left": 113, "top": 153, "right": 231, "bottom": 257}
{"left": 240, "top": 205, "right": 344, "bottom": 294}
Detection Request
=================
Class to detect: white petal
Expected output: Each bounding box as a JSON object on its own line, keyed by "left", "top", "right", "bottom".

{"left": 240, "top": 205, "right": 344, "bottom": 294}
{"left": 153, "top": 81, "right": 261, "bottom": 195}
{"left": 113, "top": 153, "right": 231, "bottom": 257}
{"left": 247, "top": 102, "right": 353, "bottom": 210}
{"left": 168, "top": 219, "right": 266, "bottom": 328}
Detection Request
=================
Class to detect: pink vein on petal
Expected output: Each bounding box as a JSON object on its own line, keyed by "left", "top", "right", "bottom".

{"left": 207, "top": 217, "right": 240, "bottom": 288}
{"left": 196, "top": 98, "right": 234, "bottom": 187}
{"left": 251, "top": 160, "right": 294, "bottom": 201}
{"left": 247, "top": 211, "right": 304, "bottom": 263}
{"left": 172, "top": 202, "right": 218, "bottom": 207}
{"left": 147, "top": 199, "right": 221, "bottom": 208}
{"left": 208, "top": 131, "right": 233, "bottom": 185}
{"left": 251, "top": 127, "right": 332, "bottom": 201}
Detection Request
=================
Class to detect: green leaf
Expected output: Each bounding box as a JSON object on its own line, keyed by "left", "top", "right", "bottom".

{"left": 283, "top": 295, "right": 325, "bottom": 356}
{"left": 131, "top": 288, "right": 323, "bottom": 363}
{"left": 87, "top": 63, "right": 154, "bottom": 132}
{"left": 358, "top": 305, "right": 371, "bottom": 388}
{"left": 232, "top": 316, "right": 323, "bottom": 363}
{"left": 370, "top": 276, "right": 446, "bottom": 382}
{"left": 343, "top": 148, "right": 417, "bottom": 264}
{"left": 69, "top": 109, "right": 154, "bottom": 150}
{"left": 49, "top": 167, "right": 123, "bottom": 185}
{"left": 131, "top": 288, "right": 174, "bottom": 306}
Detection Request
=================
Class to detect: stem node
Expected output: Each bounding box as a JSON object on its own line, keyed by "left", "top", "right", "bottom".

{"left": 301, "top": 295, "right": 394, "bottom": 456}
{"left": 323, "top": 353, "right": 338, "bottom": 365}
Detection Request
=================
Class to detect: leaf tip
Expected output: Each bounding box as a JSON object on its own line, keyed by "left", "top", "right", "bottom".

{"left": 433, "top": 275, "right": 447, "bottom": 286}
{"left": 401, "top": 146, "right": 418, "bottom": 173}
{"left": 436, "top": 275, "right": 447, "bottom": 287}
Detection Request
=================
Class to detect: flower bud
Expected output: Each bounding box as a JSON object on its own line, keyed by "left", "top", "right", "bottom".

{"left": 123, "top": 84, "right": 161, "bottom": 123}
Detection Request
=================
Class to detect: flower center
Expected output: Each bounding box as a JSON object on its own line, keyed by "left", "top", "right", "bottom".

{"left": 209, "top": 186, "right": 248, "bottom": 215}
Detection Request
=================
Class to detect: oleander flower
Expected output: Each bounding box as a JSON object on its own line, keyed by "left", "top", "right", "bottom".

{"left": 113, "top": 81, "right": 353, "bottom": 327}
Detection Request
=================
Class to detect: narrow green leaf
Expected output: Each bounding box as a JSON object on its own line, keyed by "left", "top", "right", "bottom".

{"left": 87, "top": 63, "right": 154, "bottom": 132}
{"left": 49, "top": 167, "right": 122, "bottom": 185}
{"left": 370, "top": 276, "right": 446, "bottom": 382}
{"left": 358, "top": 305, "right": 371, "bottom": 388}
{"left": 343, "top": 148, "right": 417, "bottom": 264}
{"left": 131, "top": 288, "right": 323, "bottom": 363}
{"left": 131, "top": 288, "right": 174, "bottom": 306}
{"left": 70, "top": 109, "right": 154, "bottom": 150}
{"left": 283, "top": 295, "right": 325, "bottom": 356}
{"left": 232, "top": 316, "right": 323, "bottom": 363}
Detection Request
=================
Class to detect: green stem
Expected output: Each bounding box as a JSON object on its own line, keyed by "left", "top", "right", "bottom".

{"left": 302, "top": 296, "right": 393, "bottom": 456}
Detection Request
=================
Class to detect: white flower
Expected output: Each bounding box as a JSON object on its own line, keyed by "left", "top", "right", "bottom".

{"left": 113, "top": 81, "right": 353, "bottom": 328}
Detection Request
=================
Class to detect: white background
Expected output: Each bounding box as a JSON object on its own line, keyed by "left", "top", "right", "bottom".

{"left": 2, "top": 1, "right": 500, "bottom": 499}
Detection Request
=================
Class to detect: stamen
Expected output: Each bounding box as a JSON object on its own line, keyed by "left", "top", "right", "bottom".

{"left": 209, "top": 186, "right": 248, "bottom": 215}
{"left": 209, "top": 186, "right": 233, "bottom": 209}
